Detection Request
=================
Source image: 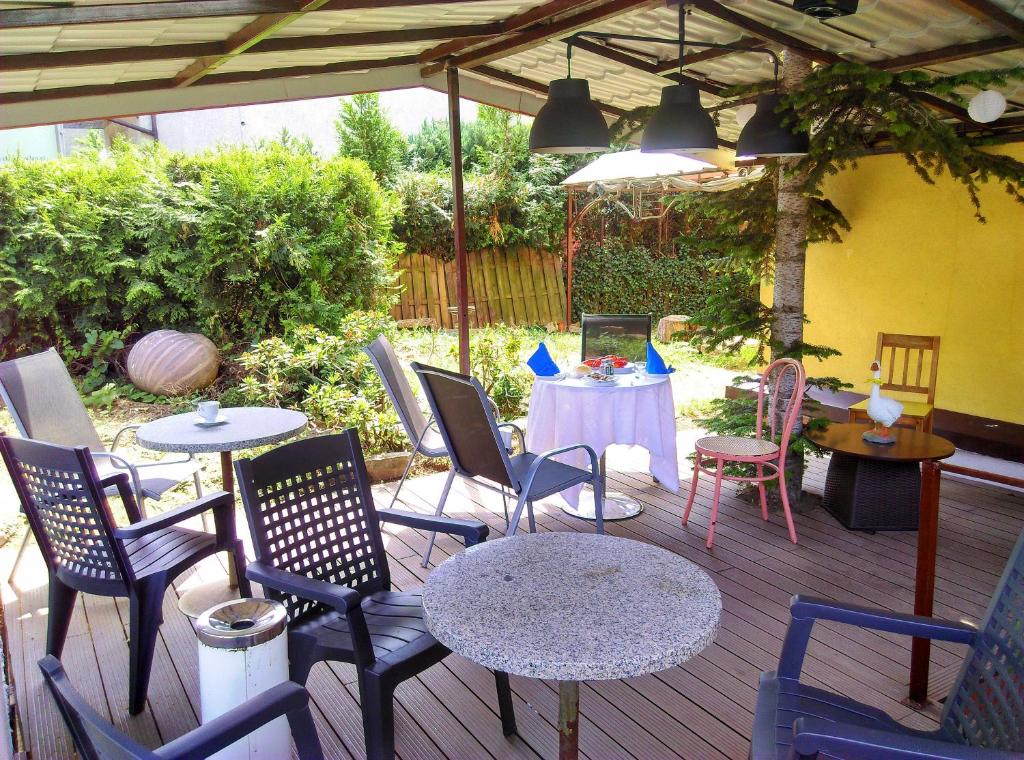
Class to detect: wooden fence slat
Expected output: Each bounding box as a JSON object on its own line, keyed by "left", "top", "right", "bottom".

{"left": 395, "top": 249, "right": 566, "bottom": 329}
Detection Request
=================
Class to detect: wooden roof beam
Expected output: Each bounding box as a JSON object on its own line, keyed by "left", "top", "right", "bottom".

{"left": 421, "top": 0, "right": 656, "bottom": 76}
{"left": 0, "top": 0, "right": 471, "bottom": 29}
{"left": 472, "top": 64, "right": 627, "bottom": 117}
{"left": 1, "top": 23, "right": 501, "bottom": 73}
{"left": 948, "top": 0, "right": 1024, "bottom": 44}
{"left": 418, "top": 0, "right": 602, "bottom": 68}
{"left": 0, "top": 54, "right": 418, "bottom": 106}
{"left": 653, "top": 35, "right": 763, "bottom": 73}
{"left": 567, "top": 36, "right": 726, "bottom": 96}
{"left": 690, "top": 0, "right": 971, "bottom": 122}
{"left": 878, "top": 35, "right": 1022, "bottom": 72}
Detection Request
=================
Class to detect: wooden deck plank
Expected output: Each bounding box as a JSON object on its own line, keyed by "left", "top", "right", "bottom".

{"left": 3, "top": 452, "right": 1020, "bottom": 760}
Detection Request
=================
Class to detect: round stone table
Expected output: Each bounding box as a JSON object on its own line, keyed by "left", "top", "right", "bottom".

{"left": 422, "top": 532, "right": 721, "bottom": 760}
{"left": 137, "top": 406, "right": 307, "bottom": 617}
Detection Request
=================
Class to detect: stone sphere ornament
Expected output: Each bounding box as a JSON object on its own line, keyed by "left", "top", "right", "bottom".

{"left": 968, "top": 90, "right": 1007, "bottom": 124}
{"left": 127, "top": 330, "right": 220, "bottom": 396}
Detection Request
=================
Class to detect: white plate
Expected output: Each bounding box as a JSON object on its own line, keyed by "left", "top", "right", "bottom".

{"left": 582, "top": 376, "right": 618, "bottom": 387}
{"left": 194, "top": 415, "right": 228, "bottom": 427}
{"left": 535, "top": 372, "right": 565, "bottom": 381}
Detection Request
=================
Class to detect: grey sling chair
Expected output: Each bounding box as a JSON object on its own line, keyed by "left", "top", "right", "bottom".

{"left": 0, "top": 348, "right": 203, "bottom": 580}
{"left": 412, "top": 363, "right": 605, "bottom": 552}
{"left": 365, "top": 334, "right": 516, "bottom": 566}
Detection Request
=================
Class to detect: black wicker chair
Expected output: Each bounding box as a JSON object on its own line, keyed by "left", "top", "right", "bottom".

{"left": 581, "top": 313, "right": 652, "bottom": 363}
{"left": 40, "top": 655, "right": 323, "bottom": 760}
{"left": 233, "top": 429, "right": 517, "bottom": 760}
{"left": 0, "top": 435, "right": 249, "bottom": 715}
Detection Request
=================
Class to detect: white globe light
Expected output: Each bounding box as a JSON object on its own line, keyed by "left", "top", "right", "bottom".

{"left": 968, "top": 90, "right": 1007, "bottom": 124}
{"left": 734, "top": 102, "right": 757, "bottom": 129}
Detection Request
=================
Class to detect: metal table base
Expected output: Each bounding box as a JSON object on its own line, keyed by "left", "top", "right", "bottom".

{"left": 559, "top": 452, "right": 644, "bottom": 522}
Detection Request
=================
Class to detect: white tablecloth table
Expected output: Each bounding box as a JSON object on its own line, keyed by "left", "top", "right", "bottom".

{"left": 525, "top": 373, "right": 679, "bottom": 519}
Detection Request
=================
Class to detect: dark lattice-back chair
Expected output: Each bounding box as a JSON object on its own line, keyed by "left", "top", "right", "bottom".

{"left": 0, "top": 435, "right": 249, "bottom": 715}
{"left": 412, "top": 363, "right": 604, "bottom": 544}
{"left": 234, "top": 430, "right": 517, "bottom": 760}
{"left": 752, "top": 527, "right": 1024, "bottom": 760}
{"left": 40, "top": 655, "right": 324, "bottom": 760}
{"left": 581, "top": 313, "right": 652, "bottom": 363}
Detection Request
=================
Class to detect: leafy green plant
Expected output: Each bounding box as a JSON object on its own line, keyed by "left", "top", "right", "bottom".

{"left": 0, "top": 136, "right": 400, "bottom": 359}
{"left": 335, "top": 93, "right": 408, "bottom": 183}
{"left": 446, "top": 326, "right": 532, "bottom": 419}
{"left": 235, "top": 313, "right": 406, "bottom": 456}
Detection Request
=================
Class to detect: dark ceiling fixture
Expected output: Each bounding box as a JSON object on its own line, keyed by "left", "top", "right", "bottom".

{"left": 793, "top": 0, "right": 859, "bottom": 20}
{"left": 528, "top": 46, "right": 610, "bottom": 154}
{"left": 529, "top": 1, "right": 809, "bottom": 158}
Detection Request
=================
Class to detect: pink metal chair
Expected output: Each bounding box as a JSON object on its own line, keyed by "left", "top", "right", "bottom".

{"left": 682, "top": 358, "right": 806, "bottom": 549}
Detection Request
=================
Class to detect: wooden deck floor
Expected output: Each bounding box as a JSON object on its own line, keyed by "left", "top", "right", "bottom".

{"left": 3, "top": 436, "right": 1022, "bottom": 759}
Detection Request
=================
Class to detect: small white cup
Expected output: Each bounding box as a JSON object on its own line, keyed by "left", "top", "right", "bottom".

{"left": 197, "top": 400, "right": 220, "bottom": 422}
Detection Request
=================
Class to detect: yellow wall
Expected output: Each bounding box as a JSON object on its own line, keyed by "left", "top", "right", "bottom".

{"left": 797, "top": 143, "right": 1024, "bottom": 424}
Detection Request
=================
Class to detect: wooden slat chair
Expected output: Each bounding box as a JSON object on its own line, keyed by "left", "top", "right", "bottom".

{"left": 848, "top": 333, "right": 940, "bottom": 432}
{"left": 581, "top": 313, "right": 652, "bottom": 363}
{"left": 39, "top": 656, "right": 324, "bottom": 759}
{"left": 233, "top": 429, "right": 517, "bottom": 760}
{"left": 0, "top": 435, "right": 249, "bottom": 715}
{"left": 751, "top": 527, "right": 1024, "bottom": 760}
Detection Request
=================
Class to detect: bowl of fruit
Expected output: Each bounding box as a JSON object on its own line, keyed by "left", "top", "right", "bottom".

{"left": 582, "top": 355, "right": 634, "bottom": 374}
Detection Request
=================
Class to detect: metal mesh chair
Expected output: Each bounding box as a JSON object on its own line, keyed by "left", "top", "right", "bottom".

{"left": 234, "top": 429, "right": 516, "bottom": 760}
{"left": 683, "top": 358, "right": 806, "bottom": 548}
{"left": 0, "top": 435, "right": 249, "bottom": 715}
{"left": 364, "top": 335, "right": 449, "bottom": 509}
{"left": 752, "top": 527, "right": 1024, "bottom": 760}
{"left": 39, "top": 655, "right": 323, "bottom": 760}
{"left": 581, "top": 313, "right": 652, "bottom": 363}
{"left": 412, "top": 363, "right": 604, "bottom": 556}
{"left": 0, "top": 348, "right": 204, "bottom": 579}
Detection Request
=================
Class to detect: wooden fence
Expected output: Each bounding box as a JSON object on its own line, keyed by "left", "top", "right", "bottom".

{"left": 391, "top": 248, "right": 567, "bottom": 329}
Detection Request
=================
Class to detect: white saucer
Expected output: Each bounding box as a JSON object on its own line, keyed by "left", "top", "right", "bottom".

{"left": 194, "top": 415, "right": 228, "bottom": 427}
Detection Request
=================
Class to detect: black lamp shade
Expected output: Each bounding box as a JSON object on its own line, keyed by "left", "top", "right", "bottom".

{"left": 529, "top": 78, "right": 610, "bottom": 154}
{"left": 736, "top": 93, "right": 809, "bottom": 158}
{"left": 640, "top": 84, "right": 718, "bottom": 154}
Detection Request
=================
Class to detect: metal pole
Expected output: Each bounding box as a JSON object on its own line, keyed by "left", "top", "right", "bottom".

{"left": 565, "top": 190, "right": 575, "bottom": 330}
{"left": 448, "top": 66, "right": 470, "bottom": 374}
{"left": 558, "top": 680, "right": 579, "bottom": 760}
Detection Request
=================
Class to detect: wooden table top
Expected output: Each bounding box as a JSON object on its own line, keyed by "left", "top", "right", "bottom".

{"left": 805, "top": 422, "right": 955, "bottom": 463}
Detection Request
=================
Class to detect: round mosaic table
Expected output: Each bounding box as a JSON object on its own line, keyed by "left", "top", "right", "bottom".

{"left": 526, "top": 373, "right": 678, "bottom": 522}
{"left": 137, "top": 406, "right": 307, "bottom": 617}
{"left": 422, "top": 532, "right": 721, "bottom": 760}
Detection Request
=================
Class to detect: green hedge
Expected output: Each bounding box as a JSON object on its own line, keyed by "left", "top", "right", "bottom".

{"left": 0, "top": 137, "right": 399, "bottom": 358}
{"left": 569, "top": 240, "right": 752, "bottom": 326}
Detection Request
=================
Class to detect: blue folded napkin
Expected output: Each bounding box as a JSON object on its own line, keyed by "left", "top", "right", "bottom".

{"left": 527, "top": 342, "right": 560, "bottom": 376}
{"left": 645, "top": 341, "right": 675, "bottom": 375}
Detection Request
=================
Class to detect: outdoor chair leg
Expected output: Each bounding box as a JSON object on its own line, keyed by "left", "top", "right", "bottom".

{"left": 128, "top": 581, "right": 165, "bottom": 715}
{"left": 229, "top": 540, "right": 252, "bottom": 598}
{"left": 421, "top": 468, "right": 456, "bottom": 568}
{"left": 494, "top": 671, "right": 517, "bottom": 737}
{"left": 500, "top": 487, "right": 510, "bottom": 525}
{"left": 756, "top": 464, "right": 769, "bottom": 521}
{"left": 593, "top": 480, "right": 605, "bottom": 536}
{"left": 45, "top": 576, "right": 78, "bottom": 658}
{"left": 526, "top": 501, "right": 537, "bottom": 534}
{"left": 777, "top": 465, "right": 798, "bottom": 545}
{"left": 360, "top": 675, "right": 396, "bottom": 760}
{"left": 706, "top": 461, "right": 725, "bottom": 549}
{"left": 389, "top": 450, "right": 418, "bottom": 509}
{"left": 286, "top": 699, "right": 325, "bottom": 760}
{"left": 7, "top": 525, "right": 33, "bottom": 585}
{"left": 507, "top": 492, "right": 531, "bottom": 537}
{"left": 682, "top": 455, "right": 701, "bottom": 526}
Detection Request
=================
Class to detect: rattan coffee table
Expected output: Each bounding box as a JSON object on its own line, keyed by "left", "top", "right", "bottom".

{"left": 806, "top": 422, "right": 954, "bottom": 531}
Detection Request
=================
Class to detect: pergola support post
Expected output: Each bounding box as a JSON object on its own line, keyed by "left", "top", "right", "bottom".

{"left": 565, "top": 190, "right": 575, "bottom": 330}
{"left": 448, "top": 65, "right": 470, "bottom": 374}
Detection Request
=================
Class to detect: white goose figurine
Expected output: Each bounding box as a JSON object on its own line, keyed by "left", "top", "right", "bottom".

{"left": 866, "top": 360, "right": 904, "bottom": 430}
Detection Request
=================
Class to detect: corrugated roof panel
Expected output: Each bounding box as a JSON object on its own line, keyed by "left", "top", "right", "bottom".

{"left": 1, "top": 16, "right": 254, "bottom": 54}
{"left": 276, "top": 0, "right": 547, "bottom": 37}
{"left": 4, "top": 59, "right": 193, "bottom": 93}
{"left": 219, "top": 41, "right": 437, "bottom": 73}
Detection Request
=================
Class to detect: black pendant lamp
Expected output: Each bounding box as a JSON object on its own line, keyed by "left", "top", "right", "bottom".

{"left": 529, "top": 47, "right": 609, "bottom": 154}
{"left": 735, "top": 93, "right": 809, "bottom": 158}
{"left": 640, "top": 4, "right": 717, "bottom": 154}
{"left": 640, "top": 83, "right": 717, "bottom": 153}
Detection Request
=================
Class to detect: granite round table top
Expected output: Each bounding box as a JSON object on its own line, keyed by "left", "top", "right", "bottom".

{"left": 135, "top": 406, "right": 307, "bottom": 453}
{"left": 422, "top": 532, "right": 721, "bottom": 681}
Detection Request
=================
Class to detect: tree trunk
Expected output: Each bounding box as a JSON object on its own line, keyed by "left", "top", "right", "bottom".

{"left": 771, "top": 48, "right": 813, "bottom": 512}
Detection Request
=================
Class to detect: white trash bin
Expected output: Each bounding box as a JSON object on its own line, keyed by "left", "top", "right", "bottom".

{"left": 197, "top": 598, "right": 289, "bottom": 760}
